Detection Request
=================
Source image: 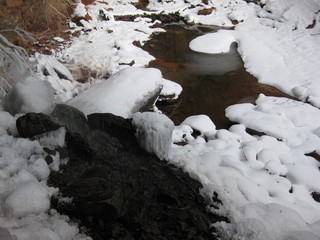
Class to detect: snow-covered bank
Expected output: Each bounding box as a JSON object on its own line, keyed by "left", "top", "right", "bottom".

{"left": 0, "top": 111, "right": 91, "bottom": 240}
{"left": 189, "top": 0, "right": 320, "bottom": 107}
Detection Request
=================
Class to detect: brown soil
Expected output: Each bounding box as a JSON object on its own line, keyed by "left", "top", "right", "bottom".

{"left": 143, "top": 25, "right": 295, "bottom": 129}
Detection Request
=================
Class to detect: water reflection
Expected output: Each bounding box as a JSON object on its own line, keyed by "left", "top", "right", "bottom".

{"left": 185, "top": 42, "right": 242, "bottom": 75}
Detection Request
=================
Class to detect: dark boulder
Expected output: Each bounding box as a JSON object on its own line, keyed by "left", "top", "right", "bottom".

{"left": 16, "top": 112, "right": 61, "bottom": 137}
{"left": 88, "top": 113, "right": 137, "bottom": 150}
{"left": 50, "top": 104, "right": 90, "bottom": 137}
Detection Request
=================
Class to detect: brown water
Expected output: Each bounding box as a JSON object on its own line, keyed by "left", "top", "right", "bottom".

{"left": 143, "top": 25, "right": 293, "bottom": 129}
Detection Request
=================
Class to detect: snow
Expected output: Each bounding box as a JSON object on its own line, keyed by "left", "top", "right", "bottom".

{"left": 0, "top": 111, "right": 91, "bottom": 239}
{"left": 189, "top": 30, "right": 236, "bottom": 54}
{"left": 188, "top": 0, "right": 320, "bottom": 107}
{"left": 1, "top": 0, "right": 320, "bottom": 239}
{"left": 180, "top": 114, "right": 216, "bottom": 137}
{"left": 132, "top": 112, "right": 174, "bottom": 160}
{"left": 68, "top": 67, "right": 163, "bottom": 118}
{"left": 4, "top": 181, "right": 50, "bottom": 217}
{"left": 226, "top": 94, "right": 320, "bottom": 154}
{"left": 0, "top": 76, "right": 55, "bottom": 115}
{"left": 159, "top": 78, "right": 183, "bottom": 101}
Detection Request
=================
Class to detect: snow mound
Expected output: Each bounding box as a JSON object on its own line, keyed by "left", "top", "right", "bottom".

{"left": 4, "top": 181, "right": 50, "bottom": 218}
{"left": 0, "top": 76, "right": 55, "bottom": 115}
{"left": 68, "top": 67, "right": 163, "bottom": 118}
{"left": 226, "top": 94, "right": 320, "bottom": 154}
{"left": 160, "top": 78, "right": 183, "bottom": 101}
{"left": 181, "top": 114, "right": 216, "bottom": 136}
{"left": 189, "top": 30, "right": 236, "bottom": 54}
{"left": 132, "top": 112, "right": 174, "bottom": 160}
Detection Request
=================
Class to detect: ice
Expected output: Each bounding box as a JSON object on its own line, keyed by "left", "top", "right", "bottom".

{"left": 0, "top": 76, "right": 55, "bottom": 115}
{"left": 132, "top": 112, "right": 174, "bottom": 160}
{"left": 35, "top": 127, "right": 66, "bottom": 149}
{"left": 68, "top": 67, "right": 163, "bottom": 118}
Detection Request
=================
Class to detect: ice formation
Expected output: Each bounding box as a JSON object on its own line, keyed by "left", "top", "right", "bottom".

{"left": 132, "top": 112, "right": 174, "bottom": 160}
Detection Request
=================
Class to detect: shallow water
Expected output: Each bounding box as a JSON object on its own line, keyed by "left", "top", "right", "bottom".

{"left": 143, "top": 25, "right": 293, "bottom": 129}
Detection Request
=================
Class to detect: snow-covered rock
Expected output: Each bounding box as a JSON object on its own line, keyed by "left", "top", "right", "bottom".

{"left": 68, "top": 67, "right": 163, "bottom": 118}
{"left": 132, "top": 112, "right": 174, "bottom": 160}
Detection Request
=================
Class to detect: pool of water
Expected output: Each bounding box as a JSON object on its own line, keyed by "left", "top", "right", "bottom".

{"left": 143, "top": 24, "right": 293, "bottom": 129}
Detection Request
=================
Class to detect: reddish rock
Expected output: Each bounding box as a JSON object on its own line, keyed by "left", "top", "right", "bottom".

{"left": 198, "top": 7, "right": 215, "bottom": 15}
{"left": 81, "top": 0, "right": 96, "bottom": 5}
{"left": 202, "top": 0, "right": 209, "bottom": 4}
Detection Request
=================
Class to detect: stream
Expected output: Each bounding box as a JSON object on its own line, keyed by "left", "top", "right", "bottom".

{"left": 143, "top": 24, "right": 293, "bottom": 129}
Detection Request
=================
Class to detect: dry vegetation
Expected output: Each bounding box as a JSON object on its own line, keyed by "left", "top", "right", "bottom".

{"left": 0, "top": 0, "right": 75, "bottom": 32}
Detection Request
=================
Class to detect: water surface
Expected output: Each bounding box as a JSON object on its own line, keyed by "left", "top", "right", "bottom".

{"left": 143, "top": 25, "right": 293, "bottom": 129}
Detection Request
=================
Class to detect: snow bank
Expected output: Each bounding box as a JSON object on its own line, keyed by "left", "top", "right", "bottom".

{"left": 0, "top": 76, "right": 55, "bottom": 115}
{"left": 58, "top": 2, "right": 164, "bottom": 78}
{"left": 132, "top": 112, "right": 174, "bottom": 160}
{"left": 0, "top": 110, "right": 91, "bottom": 239}
{"left": 68, "top": 67, "right": 163, "bottom": 118}
{"left": 226, "top": 94, "right": 320, "bottom": 154}
{"left": 170, "top": 116, "right": 320, "bottom": 239}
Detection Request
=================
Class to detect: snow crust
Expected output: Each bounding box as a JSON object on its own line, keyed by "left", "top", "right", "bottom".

{"left": 133, "top": 112, "right": 174, "bottom": 160}
{"left": 67, "top": 67, "right": 163, "bottom": 118}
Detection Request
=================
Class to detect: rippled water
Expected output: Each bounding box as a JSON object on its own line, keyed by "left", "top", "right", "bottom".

{"left": 143, "top": 24, "right": 292, "bottom": 129}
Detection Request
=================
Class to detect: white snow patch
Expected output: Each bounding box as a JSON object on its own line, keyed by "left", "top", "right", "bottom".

{"left": 189, "top": 30, "right": 236, "bottom": 54}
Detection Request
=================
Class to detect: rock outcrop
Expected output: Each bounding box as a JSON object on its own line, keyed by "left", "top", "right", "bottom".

{"left": 16, "top": 104, "right": 221, "bottom": 240}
